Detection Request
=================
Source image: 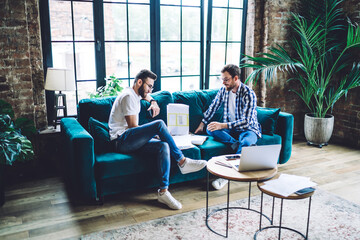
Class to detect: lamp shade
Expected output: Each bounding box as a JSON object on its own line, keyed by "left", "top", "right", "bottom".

{"left": 45, "top": 68, "right": 76, "bottom": 91}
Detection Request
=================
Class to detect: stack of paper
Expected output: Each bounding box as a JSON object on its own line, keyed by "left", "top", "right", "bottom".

{"left": 260, "top": 174, "right": 317, "bottom": 197}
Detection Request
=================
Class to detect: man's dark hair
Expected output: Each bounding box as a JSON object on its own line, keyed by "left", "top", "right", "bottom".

{"left": 134, "top": 69, "right": 157, "bottom": 83}
{"left": 221, "top": 64, "right": 241, "bottom": 79}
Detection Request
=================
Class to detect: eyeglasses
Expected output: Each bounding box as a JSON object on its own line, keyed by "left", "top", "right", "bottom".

{"left": 222, "top": 77, "right": 232, "bottom": 82}
{"left": 144, "top": 82, "right": 154, "bottom": 90}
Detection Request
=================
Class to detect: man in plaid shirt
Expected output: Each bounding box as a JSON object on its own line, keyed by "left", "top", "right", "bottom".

{"left": 195, "top": 64, "right": 261, "bottom": 190}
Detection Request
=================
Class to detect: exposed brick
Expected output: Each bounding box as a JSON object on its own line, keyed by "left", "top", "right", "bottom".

{"left": 0, "top": 84, "right": 10, "bottom": 92}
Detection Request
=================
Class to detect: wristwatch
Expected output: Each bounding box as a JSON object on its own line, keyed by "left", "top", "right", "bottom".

{"left": 150, "top": 99, "right": 157, "bottom": 104}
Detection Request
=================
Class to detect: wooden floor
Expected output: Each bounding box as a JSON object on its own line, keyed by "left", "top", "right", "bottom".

{"left": 0, "top": 141, "right": 359, "bottom": 240}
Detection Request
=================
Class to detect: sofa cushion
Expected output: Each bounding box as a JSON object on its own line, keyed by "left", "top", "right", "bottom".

{"left": 256, "top": 134, "right": 282, "bottom": 146}
{"left": 88, "top": 117, "right": 113, "bottom": 154}
{"left": 78, "top": 97, "right": 116, "bottom": 131}
{"left": 96, "top": 146, "right": 201, "bottom": 180}
{"left": 172, "top": 89, "right": 223, "bottom": 133}
{"left": 257, "top": 107, "right": 281, "bottom": 136}
{"left": 197, "top": 136, "right": 234, "bottom": 160}
{"left": 139, "top": 91, "right": 173, "bottom": 125}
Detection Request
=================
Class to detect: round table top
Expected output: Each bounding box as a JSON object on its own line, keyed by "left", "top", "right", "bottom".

{"left": 257, "top": 173, "right": 316, "bottom": 199}
{"left": 206, "top": 155, "right": 277, "bottom": 182}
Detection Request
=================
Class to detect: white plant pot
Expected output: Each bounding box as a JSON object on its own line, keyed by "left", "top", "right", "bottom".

{"left": 304, "top": 113, "right": 334, "bottom": 148}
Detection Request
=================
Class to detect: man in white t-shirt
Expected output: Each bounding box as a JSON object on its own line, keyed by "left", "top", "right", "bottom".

{"left": 194, "top": 64, "right": 261, "bottom": 190}
{"left": 109, "top": 69, "right": 207, "bottom": 210}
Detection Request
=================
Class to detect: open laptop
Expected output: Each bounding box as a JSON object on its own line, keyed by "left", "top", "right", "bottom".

{"left": 237, "top": 144, "right": 281, "bottom": 172}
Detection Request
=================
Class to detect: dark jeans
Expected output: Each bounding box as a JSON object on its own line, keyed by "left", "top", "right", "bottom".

{"left": 206, "top": 127, "right": 258, "bottom": 154}
{"left": 114, "top": 120, "right": 184, "bottom": 189}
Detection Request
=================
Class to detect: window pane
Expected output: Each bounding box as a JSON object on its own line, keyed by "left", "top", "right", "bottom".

{"left": 105, "top": 42, "right": 128, "bottom": 78}
{"left": 161, "top": 42, "right": 180, "bottom": 76}
{"left": 64, "top": 89, "right": 77, "bottom": 116}
{"left": 104, "top": 3, "right": 127, "bottom": 41}
{"left": 77, "top": 81, "right": 97, "bottom": 102}
{"left": 209, "top": 76, "right": 223, "bottom": 89}
{"left": 129, "top": 4, "right": 150, "bottom": 40}
{"left": 161, "top": 0, "right": 180, "bottom": 5}
{"left": 161, "top": 77, "right": 180, "bottom": 92}
{"left": 182, "top": 7, "right": 200, "bottom": 41}
{"left": 75, "top": 43, "right": 96, "bottom": 80}
{"left": 182, "top": 76, "right": 200, "bottom": 91}
{"left": 182, "top": 0, "right": 200, "bottom": 6}
{"left": 228, "top": 9, "right": 242, "bottom": 41}
{"left": 182, "top": 42, "right": 200, "bottom": 76}
{"left": 49, "top": 0, "right": 72, "bottom": 41}
{"left": 213, "top": 0, "right": 228, "bottom": 7}
{"left": 211, "top": 8, "right": 227, "bottom": 41}
{"left": 210, "top": 43, "right": 226, "bottom": 75}
{"left": 51, "top": 43, "right": 75, "bottom": 71}
{"left": 226, "top": 43, "right": 241, "bottom": 65}
{"left": 229, "top": 0, "right": 243, "bottom": 8}
{"left": 73, "top": 2, "right": 94, "bottom": 41}
{"left": 129, "top": 42, "right": 150, "bottom": 77}
{"left": 129, "top": 0, "right": 149, "bottom": 3}
{"left": 161, "top": 6, "right": 180, "bottom": 41}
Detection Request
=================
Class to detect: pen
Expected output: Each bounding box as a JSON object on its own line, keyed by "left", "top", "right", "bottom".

{"left": 215, "top": 161, "right": 233, "bottom": 169}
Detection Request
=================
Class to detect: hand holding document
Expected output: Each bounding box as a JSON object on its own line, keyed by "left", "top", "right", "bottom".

{"left": 260, "top": 173, "right": 317, "bottom": 197}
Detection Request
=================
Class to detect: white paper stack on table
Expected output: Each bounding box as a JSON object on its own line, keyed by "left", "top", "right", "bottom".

{"left": 260, "top": 173, "right": 317, "bottom": 197}
{"left": 167, "top": 103, "right": 208, "bottom": 149}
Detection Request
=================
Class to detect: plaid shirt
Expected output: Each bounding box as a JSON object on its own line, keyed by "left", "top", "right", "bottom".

{"left": 202, "top": 82, "right": 262, "bottom": 138}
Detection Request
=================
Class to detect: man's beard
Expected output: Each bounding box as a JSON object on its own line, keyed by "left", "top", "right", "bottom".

{"left": 225, "top": 83, "right": 236, "bottom": 91}
{"left": 138, "top": 84, "right": 146, "bottom": 98}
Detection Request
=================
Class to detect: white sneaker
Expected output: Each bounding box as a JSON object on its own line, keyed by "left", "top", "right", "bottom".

{"left": 157, "top": 190, "right": 182, "bottom": 210}
{"left": 179, "top": 158, "right": 207, "bottom": 174}
{"left": 212, "top": 178, "right": 228, "bottom": 190}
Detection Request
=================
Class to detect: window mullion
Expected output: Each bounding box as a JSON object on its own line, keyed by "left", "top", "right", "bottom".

{"left": 94, "top": 0, "right": 105, "bottom": 88}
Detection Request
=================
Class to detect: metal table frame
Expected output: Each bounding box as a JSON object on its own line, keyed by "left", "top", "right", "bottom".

{"left": 205, "top": 171, "right": 273, "bottom": 238}
{"left": 254, "top": 191, "right": 313, "bottom": 240}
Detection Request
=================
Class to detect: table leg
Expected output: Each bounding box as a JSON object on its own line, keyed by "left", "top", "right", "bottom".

{"left": 259, "top": 192, "right": 263, "bottom": 230}
{"left": 306, "top": 196, "right": 312, "bottom": 239}
{"left": 226, "top": 180, "right": 230, "bottom": 238}
{"left": 271, "top": 197, "right": 275, "bottom": 224}
{"left": 279, "top": 199, "right": 283, "bottom": 240}
{"left": 248, "top": 182, "right": 251, "bottom": 209}
{"left": 206, "top": 171, "right": 209, "bottom": 218}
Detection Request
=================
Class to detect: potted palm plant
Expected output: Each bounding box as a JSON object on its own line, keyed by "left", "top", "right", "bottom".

{"left": 241, "top": 0, "right": 360, "bottom": 147}
{"left": 0, "top": 100, "right": 35, "bottom": 206}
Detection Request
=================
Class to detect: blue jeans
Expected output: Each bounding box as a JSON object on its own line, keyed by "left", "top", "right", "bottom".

{"left": 114, "top": 119, "right": 184, "bottom": 189}
{"left": 206, "top": 127, "right": 258, "bottom": 154}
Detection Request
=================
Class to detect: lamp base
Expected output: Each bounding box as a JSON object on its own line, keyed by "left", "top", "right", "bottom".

{"left": 53, "top": 92, "right": 67, "bottom": 128}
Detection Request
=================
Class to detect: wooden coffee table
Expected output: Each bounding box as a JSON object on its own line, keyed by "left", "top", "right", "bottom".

{"left": 206, "top": 156, "right": 277, "bottom": 238}
{"left": 254, "top": 174, "right": 315, "bottom": 240}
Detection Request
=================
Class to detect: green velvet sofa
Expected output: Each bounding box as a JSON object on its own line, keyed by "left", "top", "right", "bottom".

{"left": 60, "top": 89, "right": 294, "bottom": 203}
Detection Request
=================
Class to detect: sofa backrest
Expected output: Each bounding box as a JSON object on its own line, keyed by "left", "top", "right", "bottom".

{"left": 172, "top": 89, "right": 224, "bottom": 133}
{"left": 78, "top": 97, "right": 116, "bottom": 131}
{"left": 78, "top": 91, "right": 173, "bottom": 131}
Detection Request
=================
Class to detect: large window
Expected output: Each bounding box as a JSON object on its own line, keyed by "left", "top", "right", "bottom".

{"left": 41, "top": 0, "right": 247, "bottom": 117}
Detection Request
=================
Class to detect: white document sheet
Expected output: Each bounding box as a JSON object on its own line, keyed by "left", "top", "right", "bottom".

{"left": 172, "top": 135, "right": 194, "bottom": 150}
{"left": 167, "top": 103, "right": 189, "bottom": 136}
{"left": 260, "top": 173, "right": 317, "bottom": 197}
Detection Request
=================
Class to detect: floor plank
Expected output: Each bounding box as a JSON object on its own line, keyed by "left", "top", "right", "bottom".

{"left": 0, "top": 141, "right": 359, "bottom": 239}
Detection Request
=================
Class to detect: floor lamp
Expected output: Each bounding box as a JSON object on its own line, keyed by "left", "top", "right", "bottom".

{"left": 45, "top": 68, "right": 75, "bottom": 128}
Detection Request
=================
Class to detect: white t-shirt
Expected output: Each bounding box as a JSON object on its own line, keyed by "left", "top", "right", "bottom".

{"left": 108, "top": 87, "right": 142, "bottom": 140}
{"left": 228, "top": 90, "right": 236, "bottom": 122}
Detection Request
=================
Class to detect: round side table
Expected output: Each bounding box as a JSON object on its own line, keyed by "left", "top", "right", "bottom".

{"left": 254, "top": 174, "right": 315, "bottom": 240}
{"left": 206, "top": 156, "right": 277, "bottom": 238}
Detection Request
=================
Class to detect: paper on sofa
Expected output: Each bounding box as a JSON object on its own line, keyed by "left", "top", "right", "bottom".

{"left": 167, "top": 103, "right": 189, "bottom": 136}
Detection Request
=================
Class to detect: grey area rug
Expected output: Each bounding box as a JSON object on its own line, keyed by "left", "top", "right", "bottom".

{"left": 82, "top": 189, "right": 360, "bottom": 240}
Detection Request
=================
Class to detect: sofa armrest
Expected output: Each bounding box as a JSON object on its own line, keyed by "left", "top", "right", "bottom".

{"left": 276, "top": 112, "right": 294, "bottom": 164}
{"left": 60, "top": 117, "right": 98, "bottom": 202}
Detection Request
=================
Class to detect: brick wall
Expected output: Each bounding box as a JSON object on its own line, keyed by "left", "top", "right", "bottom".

{"left": 0, "top": 0, "right": 46, "bottom": 129}
{"left": 245, "top": 0, "right": 360, "bottom": 147}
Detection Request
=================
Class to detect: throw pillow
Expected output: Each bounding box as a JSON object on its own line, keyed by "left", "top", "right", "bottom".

{"left": 88, "top": 117, "right": 113, "bottom": 154}
{"left": 257, "top": 107, "right": 281, "bottom": 136}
